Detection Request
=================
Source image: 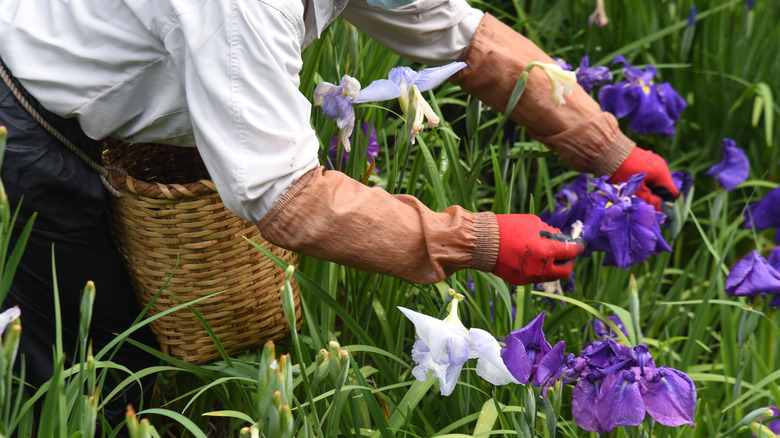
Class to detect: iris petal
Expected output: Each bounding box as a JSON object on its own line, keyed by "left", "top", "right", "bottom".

{"left": 642, "top": 367, "right": 697, "bottom": 427}
{"left": 411, "top": 62, "right": 467, "bottom": 92}
{"left": 595, "top": 370, "right": 646, "bottom": 432}
{"left": 744, "top": 187, "right": 780, "bottom": 230}
{"left": 355, "top": 79, "right": 402, "bottom": 103}
{"left": 725, "top": 250, "right": 780, "bottom": 297}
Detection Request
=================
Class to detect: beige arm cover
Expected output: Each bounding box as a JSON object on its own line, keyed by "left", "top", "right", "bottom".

{"left": 451, "top": 13, "right": 634, "bottom": 176}
{"left": 257, "top": 167, "right": 499, "bottom": 285}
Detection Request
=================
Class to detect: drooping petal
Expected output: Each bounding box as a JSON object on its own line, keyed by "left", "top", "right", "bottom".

{"left": 410, "top": 62, "right": 468, "bottom": 92}
{"left": 355, "top": 79, "right": 403, "bottom": 103}
{"left": 672, "top": 170, "right": 695, "bottom": 198}
{"left": 469, "top": 328, "right": 519, "bottom": 385}
{"left": 501, "top": 334, "right": 532, "bottom": 384}
{"left": 599, "top": 82, "right": 642, "bottom": 118}
{"left": 725, "top": 250, "right": 780, "bottom": 297}
{"left": 595, "top": 370, "right": 646, "bottom": 433}
{"left": 641, "top": 366, "right": 697, "bottom": 428}
{"left": 571, "top": 373, "right": 604, "bottom": 432}
{"left": 744, "top": 187, "right": 780, "bottom": 230}
{"left": 628, "top": 88, "right": 678, "bottom": 136}
{"left": 706, "top": 138, "right": 750, "bottom": 191}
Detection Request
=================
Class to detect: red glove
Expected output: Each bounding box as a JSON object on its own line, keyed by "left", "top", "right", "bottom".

{"left": 491, "top": 215, "right": 585, "bottom": 286}
{"left": 609, "top": 147, "right": 679, "bottom": 211}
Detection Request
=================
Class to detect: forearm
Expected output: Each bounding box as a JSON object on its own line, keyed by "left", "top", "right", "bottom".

{"left": 451, "top": 13, "right": 634, "bottom": 176}
{"left": 257, "top": 167, "right": 499, "bottom": 284}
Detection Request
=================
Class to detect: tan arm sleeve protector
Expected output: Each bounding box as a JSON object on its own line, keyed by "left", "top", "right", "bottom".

{"left": 257, "top": 167, "right": 499, "bottom": 285}
{"left": 451, "top": 13, "right": 634, "bottom": 176}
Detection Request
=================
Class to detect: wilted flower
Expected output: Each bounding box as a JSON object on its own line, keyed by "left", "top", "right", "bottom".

{"left": 501, "top": 312, "right": 556, "bottom": 384}
{"left": 725, "top": 251, "right": 780, "bottom": 302}
{"left": 314, "top": 75, "right": 361, "bottom": 152}
{"left": 744, "top": 187, "right": 780, "bottom": 241}
{"left": 582, "top": 174, "right": 672, "bottom": 269}
{"left": 575, "top": 56, "right": 613, "bottom": 93}
{"left": 357, "top": 62, "right": 466, "bottom": 144}
{"left": 706, "top": 138, "right": 749, "bottom": 191}
{"left": 398, "top": 291, "right": 517, "bottom": 396}
{"left": 0, "top": 306, "right": 20, "bottom": 336}
{"left": 326, "top": 122, "right": 380, "bottom": 172}
{"left": 588, "top": 0, "right": 609, "bottom": 27}
{"left": 529, "top": 61, "right": 577, "bottom": 107}
{"left": 598, "top": 56, "right": 687, "bottom": 136}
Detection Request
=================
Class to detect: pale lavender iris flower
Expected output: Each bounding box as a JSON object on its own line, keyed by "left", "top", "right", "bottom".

{"left": 313, "top": 75, "right": 361, "bottom": 152}
{"left": 357, "top": 62, "right": 466, "bottom": 143}
{"left": 398, "top": 292, "right": 517, "bottom": 396}
{"left": 706, "top": 138, "right": 749, "bottom": 191}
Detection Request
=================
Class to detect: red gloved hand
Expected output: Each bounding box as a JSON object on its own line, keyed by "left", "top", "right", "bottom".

{"left": 609, "top": 147, "right": 679, "bottom": 211}
{"left": 491, "top": 215, "right": 585, "bottom": 286}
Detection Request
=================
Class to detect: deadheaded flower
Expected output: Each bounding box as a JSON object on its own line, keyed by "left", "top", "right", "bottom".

{"left": 0, "top": 306, "right": 20, "bottom": 336}
{"left": 314, "top": 74, "right": 361, "bottom": 152}
{"left": 398, "top": 290, "right": 516, "bottom": 396}
{"left": 357, "top": 62, "right": 466, "bottom": 144}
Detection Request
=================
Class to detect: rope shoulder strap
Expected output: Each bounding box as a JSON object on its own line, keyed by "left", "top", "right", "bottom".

{"left": 0, "top": 61, "right": 122, "bottom": 197}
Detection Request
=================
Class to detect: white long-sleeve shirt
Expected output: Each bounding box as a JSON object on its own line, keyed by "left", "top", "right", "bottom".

{"left": 0, "top": 0, "right": 482, "bottom": 222}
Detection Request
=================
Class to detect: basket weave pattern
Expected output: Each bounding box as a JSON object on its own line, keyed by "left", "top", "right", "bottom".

{"left": 103, "top": 141, "right": 300, "bottom": 365}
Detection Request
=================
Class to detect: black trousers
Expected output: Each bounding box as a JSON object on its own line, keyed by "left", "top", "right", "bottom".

{"left": 0, "top": 61, "right": 159, "bottom": 427}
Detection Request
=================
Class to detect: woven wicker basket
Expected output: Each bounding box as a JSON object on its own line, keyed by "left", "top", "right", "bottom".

{"left": 102, "top": 140, "right": 300, "bottom": 365}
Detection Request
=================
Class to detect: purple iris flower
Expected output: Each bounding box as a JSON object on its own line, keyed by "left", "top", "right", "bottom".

{"left": 598, "top": 56, "right": 687, "bottom": 136}
{"left": 747, "top": 0, "right": 754, "bottom": 11}
{"left": 541, "top": 173, "right": 590, "bottom": 235}
{"left": 326, "top": 122, "right": 380, "bottom": 172}
{"left": 575, "top": 56, "right": 613, "bottom": 93}
{"left": 706, "top": 138, "right": 749, "bottom": 191}
{"left": 725, "top": 251, "right": 780, "bottom": 302}
{"left": 591, "top": 315, "right": 629, "bottom": 341}
{"left": 672, "top": 170, "right": 695, "bottom": 198}
{"left": 501, "top": 312, "right": 552, "bottom": 384}
{"left": 583, "top": 174, "right": 672, "bottom": 269}
{"left": 571, "top": 341, "right": 697, "bottom": 433}
{"left": 744, "top": 186, "right": 780, "bottom": 237}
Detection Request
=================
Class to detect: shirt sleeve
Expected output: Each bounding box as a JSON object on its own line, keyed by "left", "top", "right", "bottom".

{"left": 168, "top": 0, "right": 321, "bottom": 223}
{"left": 339, "top": 0, "right": 483, "bottom": 65}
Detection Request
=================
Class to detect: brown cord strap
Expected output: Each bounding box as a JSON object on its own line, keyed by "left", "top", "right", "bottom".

{"left": 0, "top": 61, "right": 122, "bottom": 197}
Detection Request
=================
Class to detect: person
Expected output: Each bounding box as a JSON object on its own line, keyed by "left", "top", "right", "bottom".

{"left": 0, "top": 0, "right": 679, "bottom": 428}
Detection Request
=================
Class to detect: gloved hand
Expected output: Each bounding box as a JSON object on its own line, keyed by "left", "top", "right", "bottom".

{"left": 491, "top": 215, "right": 585, "bottom": 286}
{"left": 609, "top": 147, "right": 679, "bottom": 211}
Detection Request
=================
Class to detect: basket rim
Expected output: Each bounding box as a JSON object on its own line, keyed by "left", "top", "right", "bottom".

{"left": 103, "top": 139, "right": 218, "bottom": 199}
